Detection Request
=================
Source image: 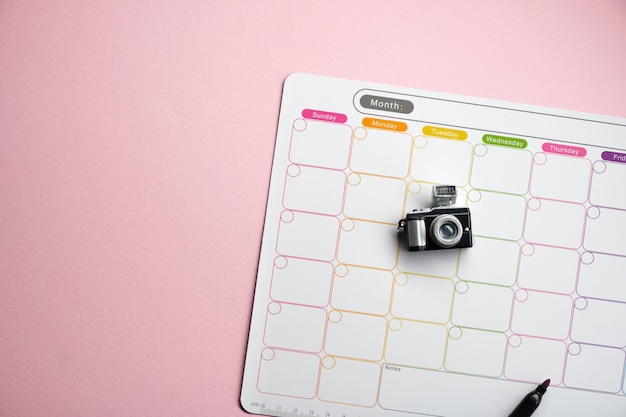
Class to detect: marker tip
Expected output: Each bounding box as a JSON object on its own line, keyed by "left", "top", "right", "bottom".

{"left": 541, "top": 379, "right": 550, "bottom": 389}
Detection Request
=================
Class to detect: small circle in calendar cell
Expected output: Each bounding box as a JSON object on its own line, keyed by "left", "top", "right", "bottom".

{"left": 280, "top": 210, "right": 295, "bottom": 223}
{"left": 455, "top": 280, "right": 469, "bottom": 294}
{"left": 593, "top": 160, "right": 607, "bottom": 174}
{"left": 274, "top": 256, "right": 288, "bottom": 269}
{"left": 515, "top": 289, "right": 529, "bottom": 302}
{"left": 574, "top": 297, "right": 588, "bottom": 310}
{"left": 473, "top": 144, "right": 488, "bottom": 157}
{"left": 508, "top": 335, "right": 522, "bottom": 348}
{"left": 468, "top": 189, "right": 482, "bottom": 202}
{"left": 267, "top": 302, "right": 282, "bottom": 315}
{"left": 328, "top": 310, "right": 342, "bottom": 323}
{"left": 413, "top": 135, "right": 427, "bottom": 149}
{"left": 449, "top": 327, "right": 463, "bottom": 340}
{"left": 292, "top": 118, "right": 307, "bottom": 132}
{"left": 580, "top": 251, "right": 594, "bottom": 265}
{"left": 568, "top": 343, "right": 582, "bottom": 356}
{"left": 340, "top": 219, "right": 355, "bottom": 231}
{"left": 347, "top": 173, "right": 361, "bottom": 186}
{"left": 407, "top": 181, "right": 421, "bottom": 194}
{"left": 533, "top": 152, "right": 547, "bottom": 165}
{"left": 353, "top": 127, "right": 367, "bottom": 140}
{"left": 322, "top": 356, "right": 336, "bottom": 369}
{"left": 261, "top": 348, "right": 276, "bottom": 361}
{"left": 334, "top": 264, "right": 349, "bottom": 277}
{"left": 394, "top": 273, "right": 409, "bottom": 286}
{"left": 527, "top": 198, "right": 541, "bottom": 211}
{"left": 586, "top": 206, "right": 600, "bottom": 219}
{"left": 287, "top": 164, "right": 301, "bottom": 177}
{"left": 521, "top": 243, "right": 535, "bottom": 256}
{"left": 388, "top": 318, "right": 402, "bottom": 332}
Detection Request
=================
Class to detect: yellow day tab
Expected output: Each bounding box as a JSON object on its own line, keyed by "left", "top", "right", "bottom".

{"left": 423, "top": 125, "right": 467, "bottom": 140}
{"left": 363, "top": 117, "right": 408, "bottom": 132}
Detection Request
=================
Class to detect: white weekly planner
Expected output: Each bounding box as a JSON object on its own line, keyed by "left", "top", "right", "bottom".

{"left": 241, "top": 73, "right": 626, "bottom": 417}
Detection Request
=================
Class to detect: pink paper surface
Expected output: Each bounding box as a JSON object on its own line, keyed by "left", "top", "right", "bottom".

{"left": 1, "top": 1, "right": 625, "bottom": 416}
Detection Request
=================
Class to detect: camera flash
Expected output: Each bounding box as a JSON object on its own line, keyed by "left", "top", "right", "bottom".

{"left": 432, "top": 185, "right": 457, "bottom": 207}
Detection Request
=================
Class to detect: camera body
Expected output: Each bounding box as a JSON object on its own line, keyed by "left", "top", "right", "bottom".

{"left": 398, "top": 185, "right": 473, "bottom": 251}
{"left": 399, "top": 206, "right": 472, "bottom": 251}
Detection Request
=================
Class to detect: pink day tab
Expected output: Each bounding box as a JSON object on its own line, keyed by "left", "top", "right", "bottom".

{"left": 302, "top": 109, "right": 347, "bottom": 123}
{"left": 542, "top": 142, "right": 587, "bottom": 157}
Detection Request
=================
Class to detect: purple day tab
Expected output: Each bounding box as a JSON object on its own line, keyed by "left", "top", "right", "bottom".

{"left": 601, "top": 151, "right": 626, "bottom": 163}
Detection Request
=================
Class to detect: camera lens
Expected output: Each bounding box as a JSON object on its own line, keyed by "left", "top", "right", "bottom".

{"left": 430, "top": 214, "right": 463, "bottom": 248}
{"left": 439, "top": 223, "right": 458, "bottom": 239}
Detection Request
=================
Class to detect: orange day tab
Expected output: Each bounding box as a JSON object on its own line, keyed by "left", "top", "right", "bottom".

{"left": 362, "top": 117, "right": 408, "bottom": 132}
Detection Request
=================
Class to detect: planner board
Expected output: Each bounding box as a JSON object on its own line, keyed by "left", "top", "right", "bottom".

{"left": 240, "top": 73, "right": 626, "bottom": 417}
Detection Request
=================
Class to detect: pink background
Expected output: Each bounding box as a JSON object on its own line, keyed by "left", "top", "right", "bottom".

{"left": 1, "top": 1, "right": 625, "bottom": 416}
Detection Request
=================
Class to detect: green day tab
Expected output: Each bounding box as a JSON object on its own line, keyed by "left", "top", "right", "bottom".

{"left": 482, "top": 134, "right": 527, "bottom": 149}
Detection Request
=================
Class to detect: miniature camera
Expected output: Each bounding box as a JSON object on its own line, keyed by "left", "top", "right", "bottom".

{"left": 398, "top": 185, "right": 473, "bottom": 251}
